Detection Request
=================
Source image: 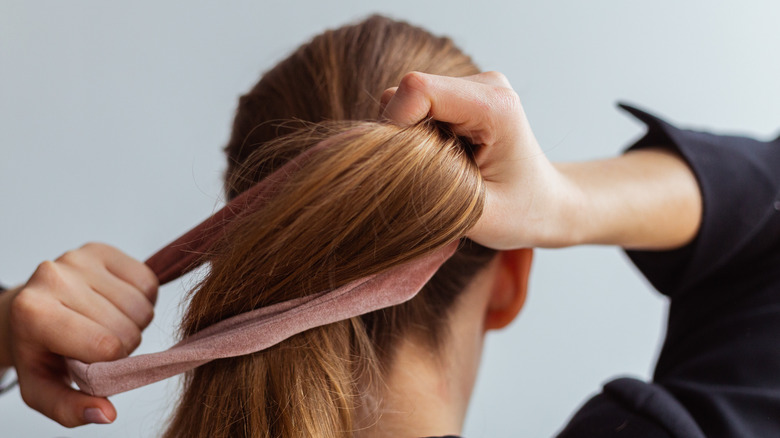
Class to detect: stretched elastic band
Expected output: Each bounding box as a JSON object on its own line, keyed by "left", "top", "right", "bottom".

{"left": 66, "top": 144, "right": 456, "bottom": 397}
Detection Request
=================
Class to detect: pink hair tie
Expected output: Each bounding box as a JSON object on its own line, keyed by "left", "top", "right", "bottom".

{"left": 66, "top": 146, "right": 457, "bottom": 397}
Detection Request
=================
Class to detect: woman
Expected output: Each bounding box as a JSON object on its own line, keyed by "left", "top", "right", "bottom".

{"left": 5, "top": 14, "right": 780, "bottom": 437}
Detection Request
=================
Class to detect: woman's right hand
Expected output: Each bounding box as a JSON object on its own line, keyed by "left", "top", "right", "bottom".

{"left": 381, "top": 71, "right": 580, "bottom": 249}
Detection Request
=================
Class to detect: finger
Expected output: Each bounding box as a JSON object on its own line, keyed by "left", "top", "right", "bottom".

{"left": 381, "top": 72, "right": 500, "bottom": 141}
{"left": 380, "top": 72, "right": 510, "bottom": 123}
{"left": 16, "top": 355, "right": 116, "bottom": 427}
{"left": 80, "top": 243, "right": 159, "bottom": 304}
{"left": 12, "top": 292, "right": 129, "bottom": 362}
{"left": 51, "top": 278, "right": 143, "bottom": 355}
{"left": 89, "top": 267, "right": 155, "bottom": 329}
{"left": 379, "top": 87, "right": 398, "bottom": 115}
{"left": 381, "top": 72, "right": 437, "bottom": 125}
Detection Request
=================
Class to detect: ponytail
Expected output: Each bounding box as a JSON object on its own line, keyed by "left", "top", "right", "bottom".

{"left": 164, "top": 16, "right": 497, "bottom": 438}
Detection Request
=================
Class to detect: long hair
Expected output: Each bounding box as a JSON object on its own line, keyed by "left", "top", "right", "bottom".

{"left": 163, "top": 15, "right": 496, "bottom": 438}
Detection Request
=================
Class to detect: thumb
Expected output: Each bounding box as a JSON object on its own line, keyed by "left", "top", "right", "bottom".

{"left": 17, "top": 360, "right": 116, "bottom": 427}
{"left": 379, "top": 87, "right": 398, "bottom": 117}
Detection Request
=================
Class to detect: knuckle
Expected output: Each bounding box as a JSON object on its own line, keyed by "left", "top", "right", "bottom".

{"left": 80, "top": 241, "right": 103, "bottom": 253}
{"left": 10, "top": 289, "right": 42, "bottom": 326}
{"left": 380, "top": 87, "right": 395, "bottom": 100}
{"left": 136, "top": 273, "right": 159, "bottom": 305}
{"left": 140, "top": 306, "right": 155, "bottom": 328}
{"left": 80, "top": 242, "right": 114, "bottom": 262}
{"left": 477, "top": 129, "right": 498, "bottom": 147}
{"left": 82, "top": 241, "right": 115, "bottom": 257}
{"left": 95, "top": 333, "right": 125, "bottom": 360}
{"left": 145, "top": 284, "right": 159, "bottom": 306}
{"left": 19, "top": 384, "right": 38, "bottom": 410}
{"left": 127, "top": 330, "right": 143, "bottom": 352}
{"left": 472, "top": 93, "right": 494, "bottom": 112}
{"left": 379, "top": 88, "right": 396, "bottom": 109}
{"left": 19, "top": 384, "right": 76, "bottom": 428}
{"left": 483, "top": 70, "right": 510, "bottom": 85}
{"left": 52, "top": 402, "right": 78, "bottom": 428}
{"left": 399, "top": 71, "right": 430, "bottom": 94}
{"left": 57, "top": 249, "right": 84, "bottom": 267}
{"left": 491, "top": 86, "right": 521, "bottom": 113}
{"left": 31, "top": 260, "right": 61, "bottom": 285}
{"left": 142, "top": 267, "right": 160, "bottom": 294}
{"left": 18, "top": 372, "right": 79, "bottom": 428}
{"left": 468, "top": 94, "right": 497, "bottom": 132}
{"left": 62, "top": 419, "right": 80, "bottom": 428}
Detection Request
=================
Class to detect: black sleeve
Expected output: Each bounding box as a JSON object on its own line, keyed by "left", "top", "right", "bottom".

{"left": 559, "top": 104, "right": 780, "bottom": 438}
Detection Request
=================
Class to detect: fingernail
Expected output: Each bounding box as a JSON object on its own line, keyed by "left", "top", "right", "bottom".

{"left": 84, "top": 408, "right": 112, "bottom": 424}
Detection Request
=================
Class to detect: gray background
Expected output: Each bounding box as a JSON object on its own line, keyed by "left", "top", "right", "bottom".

{"left": 1, "top": 1, "right": 778, "bottom": 436}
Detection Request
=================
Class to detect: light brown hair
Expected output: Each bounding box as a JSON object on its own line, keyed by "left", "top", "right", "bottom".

{"left": 163, "top": 15, "right": 496, "bottom": 438}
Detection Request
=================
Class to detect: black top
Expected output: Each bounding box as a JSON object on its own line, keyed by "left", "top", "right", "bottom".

{"left": 438, "top": 104, "right": 780, "bottom": 438}
{"left": 557, "top": 104, "right": 780, "bottom": 438}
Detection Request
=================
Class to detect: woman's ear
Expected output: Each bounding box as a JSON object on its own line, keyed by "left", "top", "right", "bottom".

{"left": 484, "top": 248, "right": 534, "bottom": 331}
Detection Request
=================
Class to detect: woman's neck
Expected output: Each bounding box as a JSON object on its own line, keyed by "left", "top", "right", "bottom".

{"left": 355, "top": 331, "right": 483, "bottom": 438}
{"left": 355, "top": 274, "right": 493, "bottom": 438}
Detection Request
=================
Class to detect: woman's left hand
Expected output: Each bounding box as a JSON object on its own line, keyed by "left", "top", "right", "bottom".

{"left": 381, "top": 71, "right": 579, "bottom": 249}
{"left": 381, "top": 71, "right": 702, "bottom": 251}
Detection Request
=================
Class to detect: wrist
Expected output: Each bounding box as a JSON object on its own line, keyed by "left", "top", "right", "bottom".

{"left": 553, "top": 160, "right": 625, "bottom": 248}
{"left": 529, "top": 163, "right": 590, "bottom": 248}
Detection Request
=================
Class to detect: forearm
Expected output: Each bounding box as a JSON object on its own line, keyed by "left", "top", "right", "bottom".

{"left": 555, "top": 147, "right": 702, "bottom": 250}
{"left": 0, "top": 285, "right": 21, "bottom": 368}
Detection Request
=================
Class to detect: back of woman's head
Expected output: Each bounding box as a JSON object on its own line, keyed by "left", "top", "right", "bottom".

{"left": 164, "top": 15, "right": 496, "bottom": 438}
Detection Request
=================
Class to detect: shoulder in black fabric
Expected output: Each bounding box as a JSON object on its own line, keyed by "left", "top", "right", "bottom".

{"left": 557, "top": 377, "right": 702, "bottom": 438}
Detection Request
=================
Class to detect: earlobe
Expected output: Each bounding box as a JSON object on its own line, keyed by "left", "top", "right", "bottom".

{"left": 484, "top": 249, "right": 533, "bottom": 331}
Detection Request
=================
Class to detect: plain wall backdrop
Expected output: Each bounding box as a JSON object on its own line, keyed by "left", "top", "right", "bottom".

{"left": 1, "top": 1, "right": 778, "bottom": 436}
